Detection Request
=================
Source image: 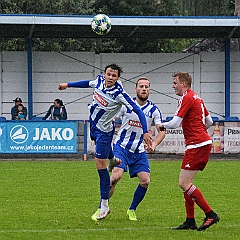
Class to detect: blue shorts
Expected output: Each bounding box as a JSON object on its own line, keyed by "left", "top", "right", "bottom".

{"left": 90, "top": 123, "right": 114, "bottom": 159}
{"left": 113, "top": 144, "right": 150, "bottom": 178}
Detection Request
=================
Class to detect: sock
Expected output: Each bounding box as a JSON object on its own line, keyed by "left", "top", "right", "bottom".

{"left": 186, "top": 184, "right": 212, "bottom": 214}
{"left": 184, "top": 191, "right": 195, "bottom": 219}
{"left": 206, "top": 210, "right": 216, "bottom": 217}
{"left": 97, "top": 169, "right": 110, "bottom": 200}
{"left": 108, "top": 148, "right": 114, "bottom": 159}
{"left": 129, "top": 184, "right": 147, "bottom": 210}
{"left": 101, "top": 199, "right": 108, "bottom": 208}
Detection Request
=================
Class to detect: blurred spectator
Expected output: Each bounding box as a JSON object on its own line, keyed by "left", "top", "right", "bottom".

{"left": 11, "top": 97, "right": 28, "bottom": 120}
{"left": 14, "top": 104, "right": 27, "bottom": 120}
{"left": 43, "top": 99, "right": 67, "bottom": 120}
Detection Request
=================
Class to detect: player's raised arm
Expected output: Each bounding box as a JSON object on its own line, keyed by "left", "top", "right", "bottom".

{"left": 59, "top": 80, "right": 91, "bottom": 90}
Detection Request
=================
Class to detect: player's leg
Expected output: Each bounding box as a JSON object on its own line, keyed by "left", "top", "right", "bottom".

{"left": 126, "top": 171, "right": 150, "bottom": 221}
{"left": 95, "top": 157, "right": 110, "bottom": 220}
{"left": 127, "top": 152, "right": 150, "bottom": 220}
{"left": 110, "top": 143, "right": 127, "bottom": 197}
{"left": 91, "top": 166, "right": 124, "bottom": 221}
{"left": 108, "top": 147, "right": 122, "bottom": 172}
{"left": 92, "top": 144, "right": 126, "bottom": 221}
{"left": 172, "top": 169, "right": 198, "bottom": 230}
{"left": 131, "top": 171, "right": 150, "bottom": 209}
{"left": 173, "top": 144, "right": 220, "bottom": 230}
{"left": 178, "top": 168, "right": 220, "bottom": 230}
{"left": 94, "top": 131, "right": 114, "bottom": 220}
{"left": 110, "top": 167, "right": 124, "bottom": 198}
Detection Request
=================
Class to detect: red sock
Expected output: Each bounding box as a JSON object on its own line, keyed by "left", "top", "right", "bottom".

{"left": 186, "top": 184, "right": 212, "bottom": 214}
{"left": 184, "top": 191, "right": 195, "bottom": 218}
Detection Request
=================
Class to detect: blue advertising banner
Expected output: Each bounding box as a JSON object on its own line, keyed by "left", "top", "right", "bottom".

{"left": 0, "top": 122, "right": 6, "bottom": 152}
{"left": 0, "top": 121, "right": 77, "bottom": 153}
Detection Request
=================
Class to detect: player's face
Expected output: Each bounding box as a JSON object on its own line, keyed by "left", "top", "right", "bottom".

{"left": 172, "top": 76, "right": 184, "bottom": 96}
{"left": 104, "top": 68, "right": 119, "bottom": 88}
{"left": 135, "top": 79, "right": 150, "bottom": 101}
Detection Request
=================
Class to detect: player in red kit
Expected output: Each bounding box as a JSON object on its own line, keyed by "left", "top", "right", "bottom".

{"left": 159, "top": 72, "right": 220, "bottom": 231}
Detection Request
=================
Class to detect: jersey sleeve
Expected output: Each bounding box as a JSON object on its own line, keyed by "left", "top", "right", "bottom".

{"left": 152, "top": 105, "right": 163, "bottom": 125}
{"left": 68, "top": 80, "right": 91, "bottom": 88}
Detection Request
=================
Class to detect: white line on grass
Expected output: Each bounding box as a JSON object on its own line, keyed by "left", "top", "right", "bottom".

{"left": 0, "top": 226, "right": 169, "bottom": 234}
{"left": 0, "top": 224, "right": 239, "bottom": 234}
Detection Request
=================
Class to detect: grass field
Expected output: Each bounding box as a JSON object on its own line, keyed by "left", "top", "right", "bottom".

{"left": 0, "top": 159, "right": 239, "bottom": 240}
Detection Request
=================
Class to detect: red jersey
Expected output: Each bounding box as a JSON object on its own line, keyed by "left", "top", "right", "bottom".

{"left": 175, "top": 89, "right": 211, "bottom": 146}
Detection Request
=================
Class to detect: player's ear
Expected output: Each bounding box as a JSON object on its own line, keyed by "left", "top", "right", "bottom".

{"left": 181, "top": 81, "right": 186, "bottom": 87}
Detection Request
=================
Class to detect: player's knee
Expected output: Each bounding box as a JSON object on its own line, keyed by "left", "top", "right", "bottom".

{"left": 111, "top": 168, "right": 123, "bottom": 183}
{"left": 178, "top": 180, "right": 190, "bottom": 191}
{"left": 140, "top": 177, "right": 150, "bottom": 188}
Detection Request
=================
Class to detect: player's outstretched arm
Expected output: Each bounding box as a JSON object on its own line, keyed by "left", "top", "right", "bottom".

{"left": 58, "top": 83, "right": 68, "bottom": 90}
{"left": 151, "top": 124, "right": 166, "bottom": 151}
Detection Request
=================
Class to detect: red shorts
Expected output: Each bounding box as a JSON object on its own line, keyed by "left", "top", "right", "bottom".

{"left": 182, "top": 144, "right": 212, "bottom": 171}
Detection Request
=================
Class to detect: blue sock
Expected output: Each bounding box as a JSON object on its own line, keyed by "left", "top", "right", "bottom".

{"left": 108, "top": 148, "right": 114, "bottom": 159}
{"left": 129, "top": 184, "right": 147, "bottom": 210}
{"left": 97, "top": 169, "right": 110, "bottom": 200}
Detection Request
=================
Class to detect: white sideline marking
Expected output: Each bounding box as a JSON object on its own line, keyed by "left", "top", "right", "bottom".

{"left": 0, "top": 224, "right": 239, "bottom": 234}
{"left": 1, "top": 227, "right": 166, "bottom": 234}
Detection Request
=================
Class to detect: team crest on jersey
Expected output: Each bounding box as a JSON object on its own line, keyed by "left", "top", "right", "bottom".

{"left": 94, "top": 91, "right": 109, "bottom": 107}
{"left": 145, "top": 111, "right": 151, "bottom": 118}
{"left": 128, "top": 119, "right": 142, "bottom": 128}
{"left": 108, "top": 93, "right": 116, "bottom": 100}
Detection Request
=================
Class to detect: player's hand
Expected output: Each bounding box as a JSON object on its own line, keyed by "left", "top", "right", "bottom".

{"left": 144, "top": 140, "right": 158, "bottom": 153}
{"left": 159, "top": 124, "right": 166, "bottom": 132}
{"left": 58, "top": 83, "right": 68, "bottom": 90}
{"left": 143, "top": 132, "right": 153, "bottom": 150}
{"left": 144, "top": 142, "right": 154, "bottom": 153}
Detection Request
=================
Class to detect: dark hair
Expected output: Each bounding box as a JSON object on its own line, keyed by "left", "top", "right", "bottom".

{"left": 104, "top": 63, "right": 123, "bottom": 77}
{"left": 54, "top": 99, "right": 64, "bottom": 106}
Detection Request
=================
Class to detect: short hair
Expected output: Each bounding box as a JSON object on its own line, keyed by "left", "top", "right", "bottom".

{"left": 135, "top": 77, "right": 150, "bottom": 87}
{"left": 173, "top": 72, "right": 192, "bottom": 87}
{"left": 104, "top": 63, "right": 123, "bottom": 77}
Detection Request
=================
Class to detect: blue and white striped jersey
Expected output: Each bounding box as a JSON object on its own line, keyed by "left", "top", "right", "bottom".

{"left": 87, "top": 75, "right": 147, "bottom": 133}
{"left": 114, "top": 98, "right": 163, "bottom": 153}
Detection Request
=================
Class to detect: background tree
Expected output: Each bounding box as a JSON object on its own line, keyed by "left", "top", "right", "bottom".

{"left": 176, "top": 0, "right": 235, "bottom": 16}
{"left": 0, "top": 0, "right": 236, "bottom": 53}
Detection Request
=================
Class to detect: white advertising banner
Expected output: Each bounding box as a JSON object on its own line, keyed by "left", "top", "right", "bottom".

{"left": 223, "top": 122, "right": 240, "bottom": 153}
{"left": 87, "top": 122, "right": 240, "bottom": 155}
{"left": 154, "top": 126, "right": 185, "bottom": 154}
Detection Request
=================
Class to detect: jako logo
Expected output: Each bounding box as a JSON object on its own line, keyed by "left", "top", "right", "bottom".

{"left": 33, "top": 128, "right": 74, "bottom": 140}
{"left": 10, "top": 125, "right": 29, "bottom": 144}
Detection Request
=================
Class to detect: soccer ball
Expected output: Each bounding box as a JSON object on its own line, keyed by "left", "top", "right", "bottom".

{"left": 91, "top": 14, "right": 111, "bottom": 35}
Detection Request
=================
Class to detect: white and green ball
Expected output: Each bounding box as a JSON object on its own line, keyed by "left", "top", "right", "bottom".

{"left": 91, "top": 14, "right": 111, "bottom": 35}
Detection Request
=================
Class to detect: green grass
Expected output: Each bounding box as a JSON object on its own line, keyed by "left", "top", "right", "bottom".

{"left": 0, "top": 159, "right": 240, "bottom": 240}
